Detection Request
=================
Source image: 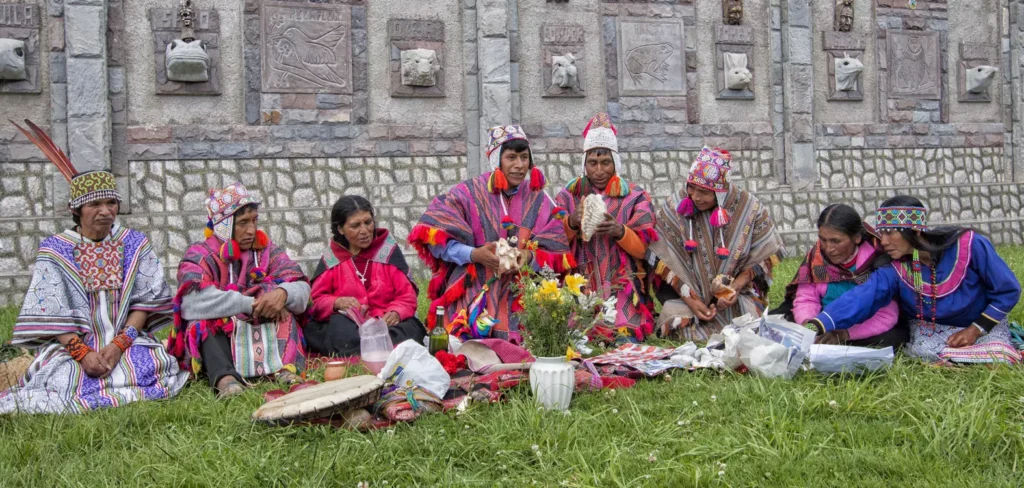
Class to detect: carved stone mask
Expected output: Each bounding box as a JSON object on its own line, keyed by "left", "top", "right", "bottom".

{"left": 551, "top": 52, "right": 578, "bottom": 89}
{"left": 165, "top": 39, "right": 210, "bottom": 83}
{"left": 724, "top": 52, "right": 751, "bottom": 90}
{"left": 0, "top": 38, "right": 27, "bottom": 81}
{"left": 966, "top": 65, "right": 998, "bottom": 94}
{"left": 835, "top": 52, "right": 864, "bottom": 91}
{"left": 400, "top": 48, "right": 440, "bottom": 87}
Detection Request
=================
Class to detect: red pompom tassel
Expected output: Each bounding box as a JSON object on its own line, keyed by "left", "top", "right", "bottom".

{"left": 551, "top": 207, "right": 569, "bottom": 220}
{"left": 220, "top": 240, "right": 241, "bottom": 261}
{"left": 529, "top": 166, "right": 546, "bottom": 190}
{"left": 253, "top": 230, "right": 269, "bottom": 250}
{"left": 709, "top": 207, "right": 730, "bottom": 228}
{"left": 489, "top": 169, "right": 509, "bottom": 193}
{"left": 684, "top": 240, "right": 698, "bottom": 252}
{"left": 716, "top": 247, "right": 730, "bottom": 260}
{"left": 501, "top": 215, "right": 515, "bottom": 231}
{"left": 676, "top": 197, "right": 695, "bottom": 217}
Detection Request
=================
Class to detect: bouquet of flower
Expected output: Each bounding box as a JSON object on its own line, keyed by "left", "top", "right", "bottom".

{"left": 514, "top": 268, "right": 605, "bottom": 358}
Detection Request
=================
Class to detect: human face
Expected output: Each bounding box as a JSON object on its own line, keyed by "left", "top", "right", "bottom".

{"left": 499, "top": 148, "right": 531, "bottom": 188}
{"left": 341, "top": 210, "right": 375, "bottom": 252}
{"left": 686, "top": 186, "right": 718, "bottom": 212}
{"left": 233, "top": 206, "right": 259, "bottom": 251}
{"left": 77, "top": 198, "right": 118, "bottom": 240}
{"left": 584, "top": 151, "right": 616, "bottom": 191}
{"left": 818, "top": 226, "right": 861, "bottom": 265}
{"left": 878, "top": 229, "right": 915, "bottom": 260}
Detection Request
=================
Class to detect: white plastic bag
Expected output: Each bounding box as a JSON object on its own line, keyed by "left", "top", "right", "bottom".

{"left": 377, "top": 341, "right": 451, "bottom": 398}
{"left": 809, "top": 345, "right": 894, "bottom": 374}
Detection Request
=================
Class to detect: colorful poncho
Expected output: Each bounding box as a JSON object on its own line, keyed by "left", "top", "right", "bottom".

{"left": 0, "top": 225, "right": 188, "bottom": 414}
{"left": 409, "top": 172, "right": 574, "bottom": 342}
{"left": 648, "top": 184, "right": 785, "bottom": 338}
{"left": 555, "top": 178, "right": 658, "bottom": 340}
{"left": 169, "top": 235, "right": 308, "bottom": 378}
{"left": 782, "top": 225, "right": 882, "bottom": 303}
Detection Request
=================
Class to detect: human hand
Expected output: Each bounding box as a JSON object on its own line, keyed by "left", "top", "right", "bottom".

{"left": 383, "top": 311, "right": 401, "bottom": 326}
{"left": 717, "top": 289, "right": 739, "bottom": 308}
{"left": 594, "top": 215, "right": 625, "bottom": 240}
{"left": 471, "top": 243, "right": 501, "bottom": 272}
{"left": 334, "top": 296, "right": 362, "bottom": 313}
{"left": 81, "top": 351, "right": 113, "bottom": 377}
{"left": 568, "top": 205, "right": 583, "bottom": 231}
{"left": 816, "top": 329, "right": 849, "bottom": 345}
{"left": 946, "top": 326, "right": 983, "bottom": 348}
{"left": 253, "top": 288, "right": 288, "bottom": 320}
{"left": 684, "top": 296, "right": 717, "bottom": 322}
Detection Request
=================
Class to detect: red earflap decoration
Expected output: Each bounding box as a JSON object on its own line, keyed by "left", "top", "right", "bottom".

{"left": 529, "top": 166, "right": 546, "bottom": 190}
{"left": 253, "top": 230, "right": 269, "bottom": 251}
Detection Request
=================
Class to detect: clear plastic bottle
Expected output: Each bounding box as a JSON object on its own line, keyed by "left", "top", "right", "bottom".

{"left": 359, "top": 317, "right": 394, "bottom": 375}
{"left": 428, "top": 306, "right": 449, "bottom": 354}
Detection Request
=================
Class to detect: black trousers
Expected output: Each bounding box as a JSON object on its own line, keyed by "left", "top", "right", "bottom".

{"left": 200, "top": 332, "right": 244, "bottom": 389}
{"left": 304, "top": 314, "right": 427, "bottom": 357}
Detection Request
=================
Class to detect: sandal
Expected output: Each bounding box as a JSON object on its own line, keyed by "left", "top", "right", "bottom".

{"left": 215, "top": 377, "right": 245, "bottom": 400}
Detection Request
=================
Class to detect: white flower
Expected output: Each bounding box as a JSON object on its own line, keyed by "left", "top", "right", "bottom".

{"left": 692, "top": 401, "right": 698, "bottom": 407}
{"left": 535, "top": 450, "right": 543, "bottom": 458}
{"left": 710, "top": 395, "right": 717, "bottom": 402}
{"left": 357, "top": 483, "right": 369, "bottom": 488}
{"left": 644, "top": 475, "right": 651, "bottom": 480}
{"left": 648, "top": 452, "right": 657, "bottom": 463}
{"left": 677, "top": 421, "right": 685, "bottom": 426}
{"left": 829, "top": 400, "right": 838, "bottom": 409}
{"left": 383, "top": 482, "right": 389, "bottom": 486}
{"left": 925, "top": 398, "right": 933, "bottom": 403}
{"left": 698, "top": 411, "right": 705, "bottom": 417}
{"left": 718, "top": 471, "right": 725, "bottom": 477}
{"left": 464, "top": 424, "right": 470, "bottom": 430}
{"left": 612, "top": 408, "right": 619, "bottom": 414}
{"left": 719, "top": 463, "right": 727, "bottom": 469}
{"left": 532, "top": 444, "right": 540, "bottom": 451}
{"left": 563, "top": 410, "right": 572, "bottom": 416}
{"left": 386, "top": 429, "right": 395, "bottom": 435}
{"left": 1019, "top": 396, "right": 1024, "bottom": 403}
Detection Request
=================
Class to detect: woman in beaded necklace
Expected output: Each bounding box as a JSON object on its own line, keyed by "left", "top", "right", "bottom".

{"left": 305, "top": 196, "right": 426, "bottom": 357}
{"left": 805, "top": 196, "right": 1021, "bottom": 364}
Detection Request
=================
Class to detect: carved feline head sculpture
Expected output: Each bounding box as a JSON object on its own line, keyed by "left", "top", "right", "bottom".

{"left": 400, "top": 48, "right": 440, "bottom": 87}
{"left": 0, "top": 38, "right": 27, "bottom": 81}
{"left": 551, "top": 52, "right": 578, "bottom": 89}
{"left": 835, "top": 52, "right": 864, "bottom": 91}
{"left": 724, "top": 52, "right": 751, "bottom": 90}
{"left": 165, "top": 39, "right": 210, "bottom": 83}
{"left": 966, "top": 65, "right": 999, "bottom": 94}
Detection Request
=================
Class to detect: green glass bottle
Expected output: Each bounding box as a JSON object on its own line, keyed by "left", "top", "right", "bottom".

{"left": 428, "top": 306, "right": 449, "bottom": 354}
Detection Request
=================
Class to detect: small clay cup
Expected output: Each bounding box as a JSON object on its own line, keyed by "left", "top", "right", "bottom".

{"left": 323, "top": 361, "right": 348, "bottom": 381}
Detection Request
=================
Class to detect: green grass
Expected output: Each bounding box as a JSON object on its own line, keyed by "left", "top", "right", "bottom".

{"left": 1, "top": 249, "right": 1023, "bottom": 486}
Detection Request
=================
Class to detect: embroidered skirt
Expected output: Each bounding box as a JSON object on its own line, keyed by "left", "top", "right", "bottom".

{"left": 907, "top": 319, "right": 1020, "bottom": 364}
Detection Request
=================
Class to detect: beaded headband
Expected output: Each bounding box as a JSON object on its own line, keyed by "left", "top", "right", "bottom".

{"left": 875, "top": 205, "right": 929, "bottom": 231}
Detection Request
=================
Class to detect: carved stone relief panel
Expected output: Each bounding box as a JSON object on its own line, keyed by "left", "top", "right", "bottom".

{"left": 723, "top": 0, "right": 743, "bottom": 25}
{"left": 262, "top": 2, "right": 352, "bottom": 94}
{"left": 541, "top": 23, "right": 584, "bottom": 98}
{"left": 149, "top": 8, "right": 221, "bottom": 95}
{"left": 957, "top": 42, "right": 997, "bottom": 103}
{"left": 835, "top": 0, "right": 853, "bottom": 32}
{"left": 617, "top": 18, "right": 685, "bottom": 97}
{"left": 886, "top": 30, "right": 940, "bottom": 100}
{"left": 823, "top": 32, "right": 864, "bottom": 101}
{"left": 0, "top": 3, "right": 41, "bottom": 94}
{"left": 714, "top": 25, "right": 753, "bottom": 100}
{"left": 389, "top": 18, "right": 445, "bottom": 98}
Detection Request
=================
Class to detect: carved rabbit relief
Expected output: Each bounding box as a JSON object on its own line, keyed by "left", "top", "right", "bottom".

{"left": 724, "top": 52, "right": 751, "bottom": 90}
{"left": 835, "top": 52, "right": 864, "bottom": 92}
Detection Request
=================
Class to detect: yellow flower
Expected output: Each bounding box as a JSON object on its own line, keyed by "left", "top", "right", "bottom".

{"left": 566, "top": 346, "right": 575, "bottom": 361}
{"left": 537, "top": 279, "right": 561, "bottom": 301}
{"left": 564, "top": 274, "right": 586, "bottom": 296}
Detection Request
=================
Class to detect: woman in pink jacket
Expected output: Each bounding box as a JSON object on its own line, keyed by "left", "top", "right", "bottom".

{"left": 305, "top": 196, "right": 426, "bottom": 356}
{"left": 775, "top": 204, "right": 907, "bottom": 348}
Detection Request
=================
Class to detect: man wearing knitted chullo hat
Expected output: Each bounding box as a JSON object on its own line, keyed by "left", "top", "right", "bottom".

{"left": 647, "top": 147, "right": 785, "bottom": 342}
{"left": 555, "top": 113, "right": 659, "bottom": 343}
{"left": 169, "top": 182, "right": 310, "bottom": 399}
{"left": 408, "top": 125, "right": 574, "bottom": 344}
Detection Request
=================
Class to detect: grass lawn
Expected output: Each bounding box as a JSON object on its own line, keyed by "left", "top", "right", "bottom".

{"left": 1, "top": 250, "right": 1024, "bottom": 486}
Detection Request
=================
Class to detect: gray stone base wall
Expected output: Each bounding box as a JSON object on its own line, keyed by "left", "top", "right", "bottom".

{"left": 2, "top": 148, "right": 1022, "bottom": 306}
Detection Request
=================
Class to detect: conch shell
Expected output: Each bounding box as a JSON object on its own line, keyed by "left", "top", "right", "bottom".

{"left": 494, "top": 238, "right": 523, "bottom": 274}
{"left": 581, "top": 194, "right": 608, "bottom": 242}
{"left": 711, "top": 274, "right": 736, "bottom": 302}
